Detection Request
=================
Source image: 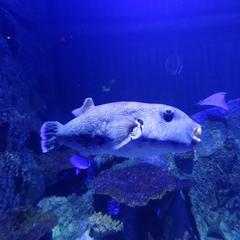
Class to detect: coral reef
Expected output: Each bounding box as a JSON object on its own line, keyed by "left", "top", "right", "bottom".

{"left": 189, "top": 99, "right": 240, "bottom": 239}
{"left": 93, "top": 163, "right": 193, "bottom": 207}
{"left": 38, "top": 191, "right": 94, "bottom": 240}
{"left": 0, "top": 206, "right": 56, "bottom": 240}
{"left": 0, "top": 0, "right": 54, "bottom": 220}
{"left": 0, "top": 151, "right": 44, "bottom": 216}
{"left": 39, "top": 149, "right": 75, "bottom": 173}
{"left": 79, "top": 229, "right": 93, "bottom": 240}
{"left": 0, "top": 0, "right": 240, "bottom": 239}
{"left": 88, "top": 212, "right": 123, "bottom": 239}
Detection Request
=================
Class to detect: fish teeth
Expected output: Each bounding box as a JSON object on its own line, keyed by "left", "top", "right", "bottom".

{"left": 194, "top": 127, "right": 202, "bottom": 137}
{"left": 193, "top": 135, "right": 201, "bottom": 143}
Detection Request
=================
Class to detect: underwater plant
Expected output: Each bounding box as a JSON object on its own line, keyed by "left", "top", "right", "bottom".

{"left": 190, "top": 99, "right": 240, "bottom": 239}
{"left": 38, "top": 191, "right": 94, "bottom": 240}
{"left": 93, "top": 163, "right": 194, "bottom": 207}
{"left": 88, "top": 211, "right": 123, "bottom": 239}
{"left": 0, "top": 206, "right": 57, "bottom": 240}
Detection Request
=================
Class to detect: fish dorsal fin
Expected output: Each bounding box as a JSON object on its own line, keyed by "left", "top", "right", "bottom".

{"left": 72, "top": 98, "right": 95, "bottom": 117}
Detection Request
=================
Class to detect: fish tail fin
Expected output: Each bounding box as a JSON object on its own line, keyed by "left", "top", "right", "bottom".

{"left": 40, "top": 121, "right": 62, "bottom": 153}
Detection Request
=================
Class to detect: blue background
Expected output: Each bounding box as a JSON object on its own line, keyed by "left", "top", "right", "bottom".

{"left": 42, "top": 0, "right": 240, "bottom": 119}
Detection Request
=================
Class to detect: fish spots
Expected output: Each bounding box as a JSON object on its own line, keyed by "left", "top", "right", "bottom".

{"left": 137, "top": 118, "right": 144, "bottom": 126}
{"left": 163, "top": 109, "right": 174, "bottom": 122}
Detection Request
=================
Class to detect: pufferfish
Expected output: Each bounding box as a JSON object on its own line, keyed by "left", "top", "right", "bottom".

{"left": 40, "top": 98, "right": 201, "bottom": 166}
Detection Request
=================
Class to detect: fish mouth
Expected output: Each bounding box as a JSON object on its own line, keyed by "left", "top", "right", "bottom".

{"left": 192, "top": 127, "right": 202, "bottom": 144}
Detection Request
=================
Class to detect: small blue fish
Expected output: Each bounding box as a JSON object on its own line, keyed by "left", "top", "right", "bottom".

{"left": 69, "top": 155, "right": 90, "bottom": 175}
{"left": 107, "top": 198, "right": 120, "bottom": 216}
{"left": 156, "top": 207, "right": 161, "bottom": 218}
{"left": 101, "top": 85, "right": 111, "bottom": 92}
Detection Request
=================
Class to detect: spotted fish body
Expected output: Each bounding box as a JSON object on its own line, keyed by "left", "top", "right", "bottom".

{"left": 41, "top": 98, "right": 201, "bottom": 158}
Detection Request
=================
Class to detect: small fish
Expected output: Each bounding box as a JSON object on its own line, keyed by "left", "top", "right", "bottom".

{"left": 69, "top": 155, "right": 91, "bottom": 174}
{"left": 165, "top": 52, "right": 183, "bottom": 75}
{"left": 40, "top": 98, "right": 201, "bottom": 158}
{"left": 107, "top": 198, "right": 120, "bottom": 216}
{"left": 101, "top": 78, "right": 116, "bottom": 93}
{"left": 198, "top": 92, "right": 229, "bottom": 110}
{"left": 101, "top": 85, "right": 111, "bottom": 92}
{"left": 180, "top": 190, "right": 186, "bottom": 201}
{"left": 156, "top": 207, "right": 161, "bottom": 217}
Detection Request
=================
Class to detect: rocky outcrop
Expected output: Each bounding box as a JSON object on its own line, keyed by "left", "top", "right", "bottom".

{"left": 190, "top": 99, "right": 240, "bottom": 240}
{"left": 0, "top": 0, "right": 53, "bottom": 217}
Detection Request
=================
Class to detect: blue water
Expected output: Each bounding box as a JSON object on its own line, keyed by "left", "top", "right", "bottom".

{"left": 1, "top": 1, "right": 240, "bottom": 240}
{"left": 45, "top": 0, "right": 240, "bottom": 119}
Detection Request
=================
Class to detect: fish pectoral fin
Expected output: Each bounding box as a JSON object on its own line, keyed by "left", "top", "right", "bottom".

{"left": 72, "top": 98, "right": 95, "bottom": 117}
{"left": 113, "top": 137, "right": 132, "bottom": 150}
{"left": 113, "top": 118, "right": 143, "bottom": 150}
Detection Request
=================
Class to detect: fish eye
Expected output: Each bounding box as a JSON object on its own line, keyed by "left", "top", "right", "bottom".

{"left": 163, "top": 109, "right": 174, "bottom": 122}
{"left": 137, "top": 119, "right": 144, "bottom": 126}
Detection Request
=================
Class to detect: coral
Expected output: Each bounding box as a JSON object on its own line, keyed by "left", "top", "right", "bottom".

{"left": 94, "top": 154, "right": 115, "bottom": 167}
{"left": 196, "top": 121, "right": 228, "bottom": 157}
{"left": 93, "top": 163, "right": 193, "bottom": 207}
{"left": 111, "top": 155, "right": 172, "bottom": 172}
{"left": 0, "top": 151, "right": 44, "bottom": 216}
{"left": 79, "top": 229, "right": 93, "bottom": 240}
{"left": 38, "top": 191, "right": 94, "bottom": 240}
{"left": 0, "top": 206, "right": 57, "bottom": 240}
{"left": 88, "top": 212, "right": 123, "bottom": 239}
{"left": 189, "top": 100, "right": 240, "bottom": 239}
{"left": 111, "top": 157, "right": 139, "bottom": 169}
{"left": 173, "top": 150, "right": 195, "bottom": 174}
{"left": 0, "top": 0, "right": 53, "bottom": 221}
{"left": 39, "top": 149, "right": 75, "bottom": 173}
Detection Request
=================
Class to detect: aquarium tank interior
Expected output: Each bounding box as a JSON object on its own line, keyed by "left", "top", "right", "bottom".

{"left": 1, "top": 0, "right": 240, "bottom": 239}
